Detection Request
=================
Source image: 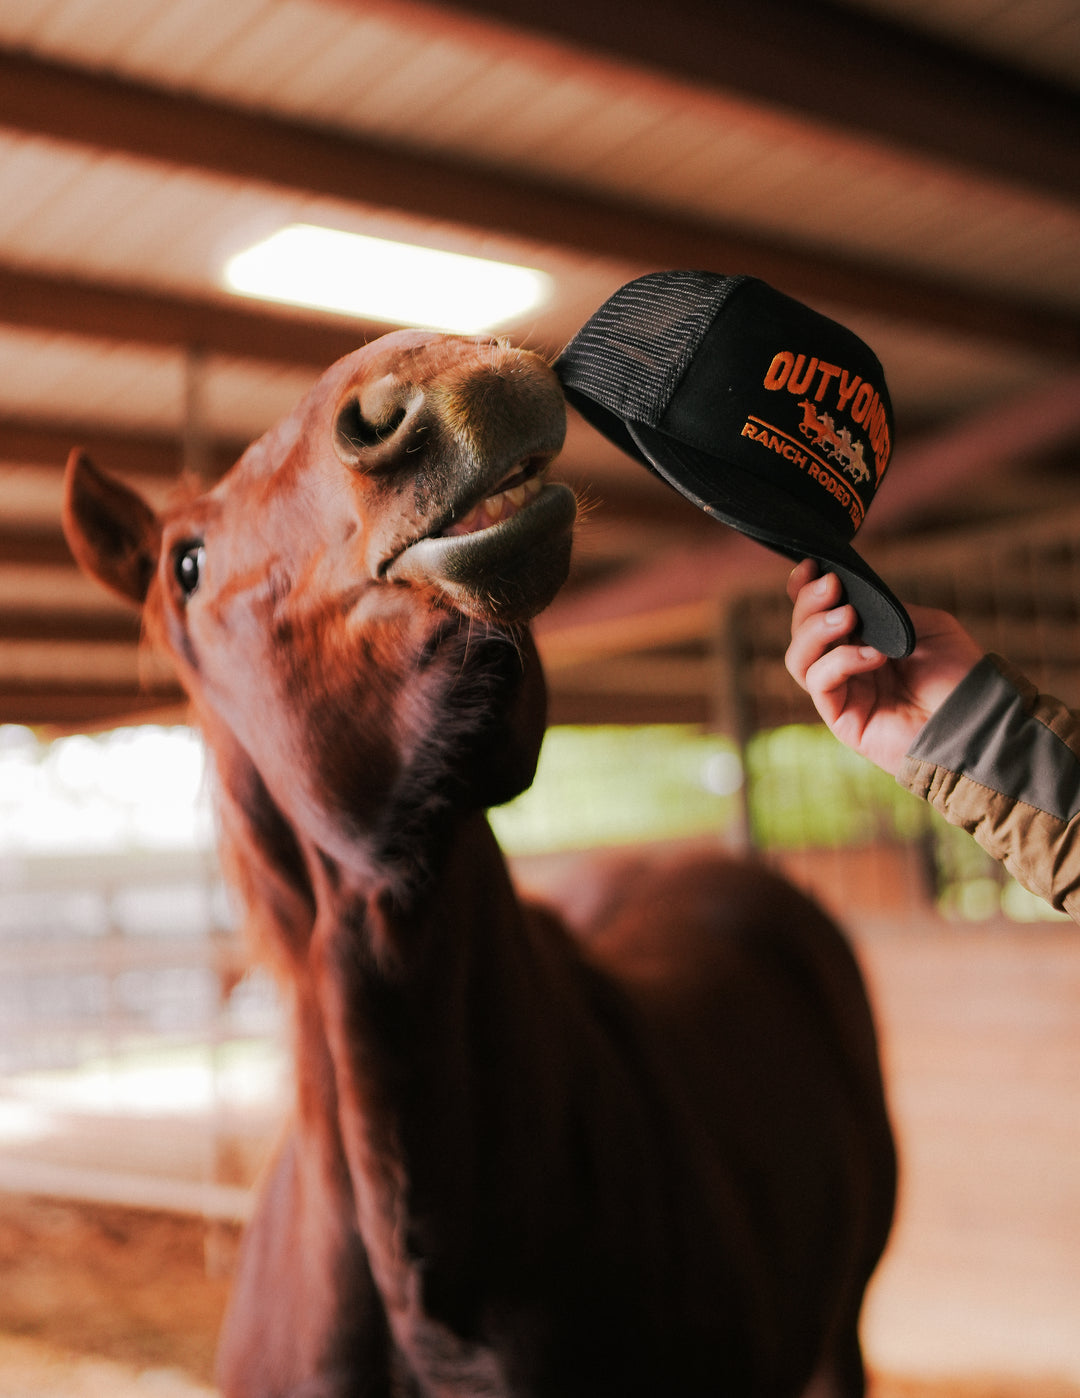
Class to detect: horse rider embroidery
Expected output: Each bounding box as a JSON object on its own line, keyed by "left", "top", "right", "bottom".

{"left": 797, "top": 399, "right": 870, "bottom": 484}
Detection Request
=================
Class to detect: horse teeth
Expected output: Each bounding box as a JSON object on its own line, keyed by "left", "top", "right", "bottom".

{"left": 443, "top": 470, "right": 545, "bottom": 538}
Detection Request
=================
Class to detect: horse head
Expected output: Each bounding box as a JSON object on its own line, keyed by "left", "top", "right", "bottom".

{"left": 62, "top": 331, "right": 574, "bottom": 890}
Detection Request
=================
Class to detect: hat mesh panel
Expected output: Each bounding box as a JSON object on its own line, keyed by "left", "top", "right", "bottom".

{"left": 559, "top": 271, "right": 747, "bottom": 424}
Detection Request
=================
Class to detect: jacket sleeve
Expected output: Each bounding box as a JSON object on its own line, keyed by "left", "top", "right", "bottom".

{"left": 896, "top": 653, "right": 1080, "bottom": 920}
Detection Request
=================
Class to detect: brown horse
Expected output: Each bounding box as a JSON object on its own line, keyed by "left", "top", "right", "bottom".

{"left": 62, "top": 330, "right": 895, "bottom": 1398}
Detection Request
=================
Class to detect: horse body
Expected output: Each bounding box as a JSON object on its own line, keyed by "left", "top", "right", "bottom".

{"left": 62, "top": 330, "right": 895, "bottom": 1398}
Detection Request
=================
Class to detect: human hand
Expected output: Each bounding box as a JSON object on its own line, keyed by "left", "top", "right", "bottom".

{"left": 784, "top": 560, "right": 986, "bottom": 777}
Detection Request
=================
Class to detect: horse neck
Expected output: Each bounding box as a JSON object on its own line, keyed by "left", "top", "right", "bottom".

{"left": 204, "top": 688, "right": 549, "bottom": 1061}
{"left": 306, "top": 809, "right": 552, "bottom": 1096}
{"left": 206, "top": 689, "right": 598, "bottom": 1292}
{"left": 309, "top": 810, "right": 594, "bottom": 1322}
{"left": 210, "top": 715, "right": 562, "bottom": 1118}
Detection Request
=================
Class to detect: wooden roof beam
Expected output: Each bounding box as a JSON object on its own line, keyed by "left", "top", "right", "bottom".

{"left": 0, "top": 265, "right": 387, "bottom": 369}
{"left": 0, "top": 685, "right": 186, "bottom": 731}
{"left": 0, "top": 611, "right": 140, "bottom": 645}
{"left": 0, "top": 50, "right": 1077, "bottom": 358}
{"left": 0, "top": 525, "right": 82, "bottom": 568}
{"left": 0, "top": 412, "right": 249, "bottom": 478}
{"left": 862, "top": 367, "right": 1080, "bottom": 538}
{"left": 423, "top": 0, "right": 1080, "bottom": 203}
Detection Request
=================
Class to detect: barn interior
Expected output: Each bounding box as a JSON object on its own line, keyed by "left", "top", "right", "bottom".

{"left": 0, "top": 0, "right": 1078, "bottom": 1393}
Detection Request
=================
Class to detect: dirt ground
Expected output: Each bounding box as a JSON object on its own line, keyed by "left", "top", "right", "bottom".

{"left": 0, "top": 1193, "right": 1077, "bottom": 1398}
{"left": 0, "top": 1194, "right": 230, "bottom": 1396}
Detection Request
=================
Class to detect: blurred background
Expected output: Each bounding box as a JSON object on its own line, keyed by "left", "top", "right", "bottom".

{"left": 0, "top": 0, "right": 1077, "bottom": 1392}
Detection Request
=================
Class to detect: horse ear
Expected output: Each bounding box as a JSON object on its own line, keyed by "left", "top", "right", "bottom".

{"left": 62, "top": 449, "right": 162, "bottom": 606}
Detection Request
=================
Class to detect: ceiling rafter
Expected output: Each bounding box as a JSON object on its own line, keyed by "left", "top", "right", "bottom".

{"left": 0, "top": 414, "right": 249, "bottom": 479}
{"left": 0, "top": 683, "right": 185, "bottom": 730}
{"left": 0, "top": 50, "right": 1077, "bottom": 357}
{"left": 419, "top": 0, "right": 1080, "bottom": 202}
{"left": 0, "top": 524, "right": 85, "bottom": 568}
{"left": 0, "top": 265, "right": 389, "bottom": 369}
{"left": 0, "top": 612, "right": 140, "bottom": 645}
{"left": 861, "top": 366, "right": 1080, "bottom": 535}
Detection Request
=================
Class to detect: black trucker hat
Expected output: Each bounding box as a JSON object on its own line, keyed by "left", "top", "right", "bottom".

{"left": 556, "top": 271, "right": 915, "bottom": 658}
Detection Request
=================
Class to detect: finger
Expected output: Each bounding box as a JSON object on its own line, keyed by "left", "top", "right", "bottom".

{"left": 785, "top": 602, "right": 859, "bottom": 688}
{"left": 786, "top": 558, "right": 819, "bottom": 604}
{"left": 804, "top": 641, "right": 889, "bottom": 708}
{"left": 790, "top": 571, "right": 845, "bottom": 636}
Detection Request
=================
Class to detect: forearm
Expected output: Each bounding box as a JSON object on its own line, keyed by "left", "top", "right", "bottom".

{"left": 898, "top": 655, "right": 1080, "bottom": 919}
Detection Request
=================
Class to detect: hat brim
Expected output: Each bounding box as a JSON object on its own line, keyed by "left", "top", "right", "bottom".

{"left": 625, "top": 420, "right": 916, "bottom": 659}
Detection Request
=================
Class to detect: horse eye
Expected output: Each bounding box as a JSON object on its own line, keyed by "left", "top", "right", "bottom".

{"left": 174, "top": 543, "right": 205, "bottom": 597}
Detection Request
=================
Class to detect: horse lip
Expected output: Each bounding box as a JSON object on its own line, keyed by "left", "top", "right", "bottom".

{"left": 382, "top": 481, "right": 577, "bottom": 590}
{"left": 378, "top": 448, "right": 558, "bottom": 578}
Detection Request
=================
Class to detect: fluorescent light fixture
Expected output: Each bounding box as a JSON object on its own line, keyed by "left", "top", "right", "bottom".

{"left": 224, "top": 224, "right": 552, "bottom": 334}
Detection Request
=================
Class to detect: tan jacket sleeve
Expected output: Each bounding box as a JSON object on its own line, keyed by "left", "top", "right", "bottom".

{"left": 896, "top": 654, "right": 1080, "bottom": 921}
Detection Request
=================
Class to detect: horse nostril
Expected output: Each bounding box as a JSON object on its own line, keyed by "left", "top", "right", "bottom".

{"left": 334, "top": 397, "right": 409, "bottom": 462}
